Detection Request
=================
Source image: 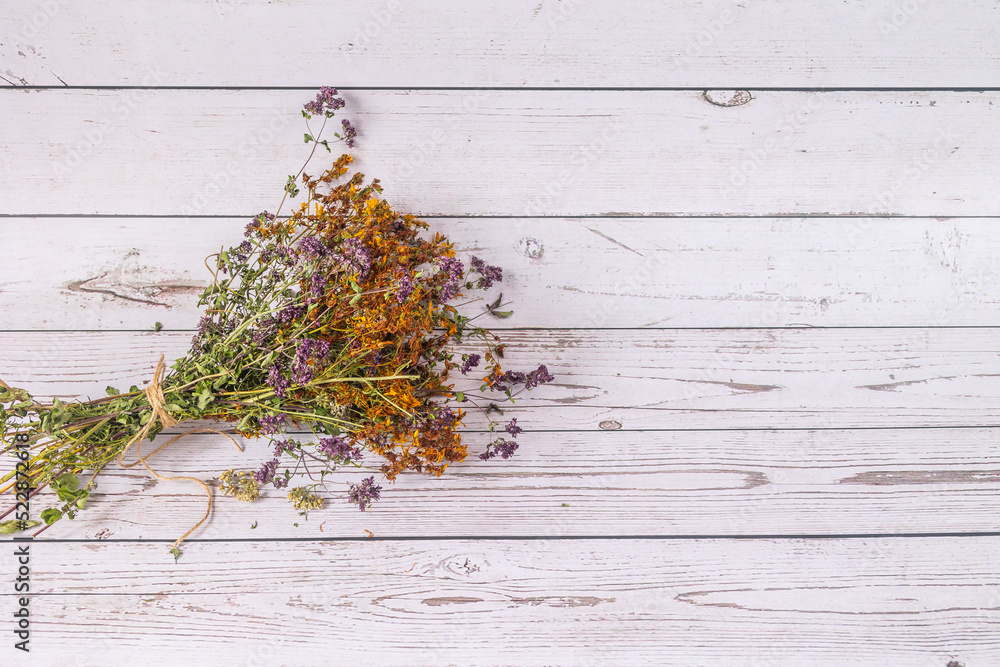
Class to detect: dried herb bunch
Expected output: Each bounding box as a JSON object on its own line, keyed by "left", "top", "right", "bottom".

{"left": 0, "top": 88, "right": 553, "bottom": 538}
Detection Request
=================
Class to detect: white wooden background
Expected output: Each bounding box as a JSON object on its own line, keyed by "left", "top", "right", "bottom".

{"left": 2, "top": 2, "right": 1000, "bottom": 665}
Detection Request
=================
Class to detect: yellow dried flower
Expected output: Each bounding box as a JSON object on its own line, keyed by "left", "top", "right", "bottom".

{"left": 219, "top": 469, "right": 260, "bottom": 503}
{"left": 287, "top": 487, "right": 324, "bottom": 511}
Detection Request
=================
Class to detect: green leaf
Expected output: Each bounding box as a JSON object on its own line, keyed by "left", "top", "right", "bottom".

{"left": 170, "top": 547, "right": 181, "bottom": 563}
{"left": 488, "top": 293, "right": 504, "bottom": 310}
{"left": 490, "top": 310, "right": 514, "bottom": 319}
{"left": 454, "top": 392, "right": 465, "bottom": 402}
{"left": 250, "top": 521, "right": 258, "bottom": 529}
{"left": 0, "top": 520, "right": 40, "bottom": 534}
{"left": 237, "top": 414, "right": 254, "bottom": 431}
{"left": 349, "top": 294, "right": 361, "bottom": 306}
{"left": 40, "top": 508, "right": 62, "bottom": 525}
{"left": 106, "top": 386, "right": 120, "bottom": 396}
{"left": 53, "top": 473, "right": 79, "bottom": 492}
{"left": 196, "top": 386, "right": 214, "bottom": 411}
{"left": 304, "top": 133, "right": 314, "bottom": 143}
{"left": 153, "top": 321, "right": 163, "bottom": 332}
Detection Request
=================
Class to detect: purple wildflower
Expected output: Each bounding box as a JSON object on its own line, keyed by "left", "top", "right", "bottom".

{"left": 266, "top": 365, "right": 291, "bottom": 398}
{"left": 195, "top": 315, "right": 214, "bottom": 336}
{"left": 303, "top": 86, "right": 345, "bottom": 117}
{"left": 525, "top": 364, "right": 555, "bottom": 389}
{"left": 439, "top": 256, "right": 464, "bottom": 281}
{"left": 479, "top": 438, "right": 519, "bottom": 461}
{"left": 290, "top": 361, "right": 314, "bottom": 386}
{"left": 190, "top": 315, "right": 214, "bottom": 352}
{"left": 470, "top": 256, "right": 503, "bottom": 289}
{"left": 338, "top": 237, "right": 372, "bottom": 279}
{"left": 504, "top": 370, "right": 527, "bottom": 385}
{"left": 273, "top": 439, "right": 297, "bottom": 456}
{"left": 276, "top": 304, "right": 305, "bottom": 325}
{"left": 288, "top": 339, "right": 331, "bottom": 386}
{"left": 273, "top": 476, "right": 289, "bottom": 489}
{"left": 258, "top": 413, "right": 287, "bottom": 435}
{"left": 255, "top": 458, "right": 280, "bottom": 485}
{"left": 245, "top": 211, "right": 275, "bottom": 238}
{"left": 298, "top": 237, "right": 330, "bottom": 260}
{"left": 307, "top": 272, "right": 327, "bottom": 300}
{"left": 348, "top": 476, "right": 382, "bottom": 511}
{"left": 260, "top": 244, "right": 296, "bottom": 265}
{"left": 341, "top": 118, "right": 357, "bottom": 148}
{"left": 252, "top": 317, "right": 279, "bottom": 346}
{"left": 418, "top": 406, "right": 459, "bottom": 432}
{"left": 395, "top": 271, "right": 415, "bottom": 303}
{"left": 460, "top": 353, "right": 481, "bottom": 375}
{"left": 231, "top": 240, "right": 253, "bottom": 263}
{"left": 505, "top": 417, "right": 522, "bottom": 437}
{"left": 485, "top": 370, "right": 509, "bottom": 392}
{"left": 438, "top": 256, "right": 465, "bottom": 302}
{"left": 317, "top": 437, "right": 363, "bottom": 464}
{"left": 363, "top": 348, "right": 385, "bottom": 377}
{"left": 302, "top": 338, "right": 332, "bottom": 362}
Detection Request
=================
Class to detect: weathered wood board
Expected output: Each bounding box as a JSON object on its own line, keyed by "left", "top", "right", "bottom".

{"left": 2, "top": 2, "right": 1000, "bottom": 664}
{"left": 9, "top": 538, "right": 999, "bottom": 667}
{"left": 2, "top": 0, "right": 998, "bottom": 88}
{"left": 0, "top": 90, "right": 994, "bottom": 216}
{"left": 5, "top": 216, "right": 1000, "bottom": 329}
{"left": 5, "top": 329, "right": 1000, "bottom": 430}
{"left": 4, "top": 427, "right": 1000, "bottom": 540}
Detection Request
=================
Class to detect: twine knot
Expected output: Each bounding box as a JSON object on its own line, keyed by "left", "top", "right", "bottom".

{"left": 117, "top": 355, "right": 242, "bottom": 552}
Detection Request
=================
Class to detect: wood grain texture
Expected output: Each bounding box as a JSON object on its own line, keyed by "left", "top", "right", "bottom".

{"left": 2, "top": 538, "right": 997, "bottom": 666}
{"left": 4, "top": 329, "right": 1000, "bottom": 431}
{"left": 5, "top": 427, "right": 1000, "bottom": 540}
{"left": 1, "top": 90, "right": 995, "bottom": 216}
{"left": 2, "top": 0, "right": 999, "bottom": 88}
{"left": 3, "top": 5, "right": 1000, "bottom": 664}
{"left": 6, "top": 216, "right": 1000, "bottom": 330}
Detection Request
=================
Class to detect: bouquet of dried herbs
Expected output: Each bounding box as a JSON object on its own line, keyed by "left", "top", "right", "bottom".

{"left": 0, "top": 88, "right": 553, "bottom": 552}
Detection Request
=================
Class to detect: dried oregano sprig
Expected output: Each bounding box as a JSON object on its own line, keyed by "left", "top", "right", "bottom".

{"left": 0, "top": 87, "right": 553, "bottom": 538}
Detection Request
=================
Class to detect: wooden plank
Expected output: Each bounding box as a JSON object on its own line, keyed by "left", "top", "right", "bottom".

{"left": 2, "top": 1, "right": 999, "bottom": 88}
{"left": 2, "top": 538, "right": 998, "bottom": 665}
{"left": 1, "top": 90, "right": 994, "bottom": 216}
{"left": 4, "top": 216, "right": 1000, "bottom": 329}
{"left": 6, "top": 427, "right": 1000, "bottom": 539}
{"left": 3, "top": 329, "right": 1000, "bottom": 432}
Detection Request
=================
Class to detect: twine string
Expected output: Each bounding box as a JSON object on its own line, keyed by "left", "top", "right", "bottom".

{"left": 117, "top": 355, "right": 242, "bottom": 551}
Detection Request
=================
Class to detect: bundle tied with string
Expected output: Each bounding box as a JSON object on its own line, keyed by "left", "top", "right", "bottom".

{"left": 116, "top": 355, "right": 242, "bottom": 551}
{"left": 0, "top": 87, "right": 556, "bottom": 556}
